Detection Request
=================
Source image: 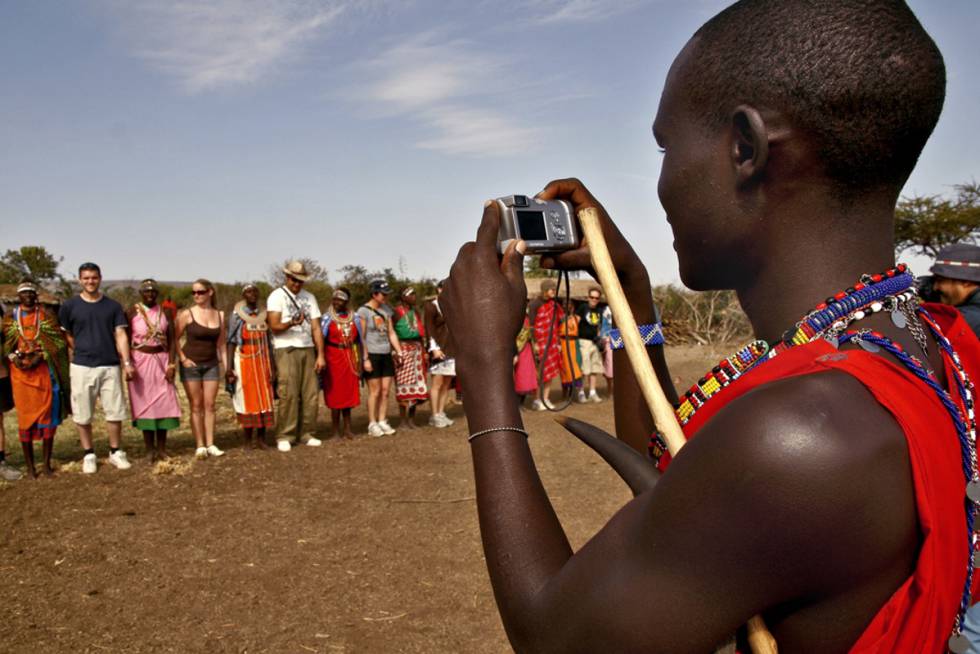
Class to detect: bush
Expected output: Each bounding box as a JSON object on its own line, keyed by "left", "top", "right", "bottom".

{"left": 653, "top": 285, "right": 751, "bottom": 345}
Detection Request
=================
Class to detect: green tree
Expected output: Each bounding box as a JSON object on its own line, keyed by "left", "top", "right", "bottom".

{"left": 523, "top": 256, "right": 557, "bottom": 278}
{"left": 894, "top": 182, "right": 980, "bottom": 258}
{"left": 0, "top": 245, "right": 65, "bottom": 284}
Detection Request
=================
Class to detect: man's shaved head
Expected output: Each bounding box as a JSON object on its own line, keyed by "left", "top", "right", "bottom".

{"left": 684, "top": 0, "right": 945, "bottom": 195}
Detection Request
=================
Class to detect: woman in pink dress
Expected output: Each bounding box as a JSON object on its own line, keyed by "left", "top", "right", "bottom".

{"left": 125, "top": 279, "right": 181, "bottom": 462}
{"left": 514, "top": 312, "right": 538, "bottom": 402}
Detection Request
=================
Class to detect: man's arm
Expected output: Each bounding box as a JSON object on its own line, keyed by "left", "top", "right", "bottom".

{"left": 115, "top": 326, "right": 133, "bottom": 380}
{"left": 311, "top": 317, "right": 326, "bottom": 373}
{"left": 441, "top": 201, "right": 917, "bottom": 652}
{"left": 537, "top": 179, "right": 675, "bottom": 452}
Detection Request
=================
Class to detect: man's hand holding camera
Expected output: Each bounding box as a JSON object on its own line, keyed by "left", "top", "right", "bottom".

{"left": 442, "top": 201, "right": 528, "bottom": 386}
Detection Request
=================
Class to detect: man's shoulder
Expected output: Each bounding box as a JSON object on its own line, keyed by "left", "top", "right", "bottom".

{"left": 692, "top": 367, "right": 910, "bottom": 475}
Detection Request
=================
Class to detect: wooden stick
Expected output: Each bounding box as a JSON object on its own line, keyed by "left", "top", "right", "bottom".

{"left": 576, "top": 208, "right": 685, "bottom": 456}
{"left": 577, "top": 207, "right": 778, "bottom": 654}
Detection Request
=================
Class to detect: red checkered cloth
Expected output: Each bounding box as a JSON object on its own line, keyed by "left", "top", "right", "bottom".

{"left": 19, "top": 424, "right": 56, "bottom": 443}
{"left": 237, "top": 412, "right": 274, "bottom": 429}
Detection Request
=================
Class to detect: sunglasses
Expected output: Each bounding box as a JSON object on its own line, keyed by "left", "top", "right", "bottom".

{"left": 192, "top": 290, "right": 209, "bottom": 296}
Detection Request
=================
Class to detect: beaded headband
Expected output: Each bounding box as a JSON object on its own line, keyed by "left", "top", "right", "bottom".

{"left": 333, "top": 289, "right": 350, "bottom": 301}
{"left": 16, "top": 282, "right": 38, "bottom": 293}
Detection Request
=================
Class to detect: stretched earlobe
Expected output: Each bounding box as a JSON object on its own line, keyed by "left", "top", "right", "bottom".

{"left": 731, "top": 105, "right": 769, "bottom": 187}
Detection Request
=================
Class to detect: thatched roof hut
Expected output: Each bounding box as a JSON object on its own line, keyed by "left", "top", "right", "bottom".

{"left": 0, "top": 284, "right": 61, "bottom": 313}
{"left": 524, "top": 277, "right": 601, "bottom": 301}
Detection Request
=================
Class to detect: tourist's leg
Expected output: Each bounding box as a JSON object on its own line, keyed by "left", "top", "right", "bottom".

{"left": 275, "top": 348, "right": 300, "bottom": 444}
{"left": 183, "top": 379, "right": 205, "bottom": 449}
{"left": 299, "top": 349, "right": 319, "bottom": 442}
{"left": 202, "top": 379, "right": 219, "bottom": 447}
{"left": 378, "top": 376, "right": 392, "bottom": 425}
{"left": 100, "top": 366, "right": 128, "bottom": 449}
{"left": 366, "top": 377, "right": 381, "bottom": 424}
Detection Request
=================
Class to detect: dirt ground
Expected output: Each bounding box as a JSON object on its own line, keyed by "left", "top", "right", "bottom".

{"left": 0, "top": 345, "right": 729, "bottom": 653}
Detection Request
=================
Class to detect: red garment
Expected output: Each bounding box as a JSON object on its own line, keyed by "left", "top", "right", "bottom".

{"left": 323, "top": 318, "right": 360, "bottom": 410}
{"left": 669, "top": 304, "right": 979, "bottom": 652}
{"left": 533, "top": 300, "right": 564, "bottom": 383}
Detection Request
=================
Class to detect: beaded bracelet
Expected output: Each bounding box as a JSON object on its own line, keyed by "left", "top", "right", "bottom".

{"left": 608, "top": 323, "right": 664, "bottom": 350}
{"left": 468, "top": 426, "right": 530, "bottom": 442}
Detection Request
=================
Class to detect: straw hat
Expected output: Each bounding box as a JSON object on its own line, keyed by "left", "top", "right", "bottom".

{"left": 282, "top": 261, "right": 311, "bottom": 282}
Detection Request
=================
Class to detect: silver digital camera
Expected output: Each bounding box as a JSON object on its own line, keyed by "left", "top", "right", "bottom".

{"left": 496, "top": 195, "right": 579, "bottom": 254}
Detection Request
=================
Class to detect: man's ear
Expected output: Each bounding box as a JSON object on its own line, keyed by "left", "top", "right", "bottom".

{"left": 731, "top": 105, "right": 768, "bottom": 187}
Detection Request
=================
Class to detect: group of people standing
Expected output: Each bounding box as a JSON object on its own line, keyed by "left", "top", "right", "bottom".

{"left": 517, "top": 280, "right": 614, "bottom": 410}
{"left": 0, "top": 260, "right": 613, "bottom": 481}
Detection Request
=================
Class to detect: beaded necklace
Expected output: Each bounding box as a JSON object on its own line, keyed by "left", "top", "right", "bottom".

{"left": 14, "top": 306, "right": 41, "bottom": 348}
{"left": 673, "top": 265, "right": 918, "bottom": 427}
{"left": 655, "top": 264, "right": 979, "bottom": 651}
{"left": 135, "top": 303, "right": 164, "bottom": 346}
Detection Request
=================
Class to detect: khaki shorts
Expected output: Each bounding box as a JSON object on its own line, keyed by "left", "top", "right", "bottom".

{"left": 70, "top": 364, "right": 129, "bottom": 424}
{"left": 577, "top": 339, "right": 604, "bottom": 376}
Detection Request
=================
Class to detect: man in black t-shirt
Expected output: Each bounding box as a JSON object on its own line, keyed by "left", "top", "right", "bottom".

{"left": 58, "top": 262, "right": 133, "bottom": 474}
{"left": 574, "top": 286, "right": 606, "bottom": 403}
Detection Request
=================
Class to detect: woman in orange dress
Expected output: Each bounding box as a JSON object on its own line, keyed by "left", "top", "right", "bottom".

{"left": 225, "top": 284, "right": 275, "bottom": 449}
{"left": 1, "top": 280, "right": 70, "bottom": 477}
{"left": 558, "top": 299, "right": 583, "bottom": 394}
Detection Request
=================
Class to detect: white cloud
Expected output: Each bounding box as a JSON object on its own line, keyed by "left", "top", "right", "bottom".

{"left": 416, "top": 106, "right": 538, "bottom": 156}
{"left": 351, "top": 33, "right": 541, "bottom": 157}
{"left": 524, "top": 0, "right": 648, "bottom": 24}
{"left": 105, "top": 0, "right": 346, "bottom": 93}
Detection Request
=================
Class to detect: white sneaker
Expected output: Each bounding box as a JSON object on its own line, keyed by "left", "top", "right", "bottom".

{"left": 378, "top": 420, "right": 396, "bottom": 435}
{"left": 439, "top": 412, "right": 454, "bottom": 425}
{"left": 531, "top": 399, "right": 547, "bottom": 412}
{"left": 277, "top": 440, "right": 292, "bottom": 452}
{"left": 367, "top": 422, "right": 385, "bottom": 438}
{"left": 589, "top": 392, "right": 602, "bottom": 403}
{"left": 577, "top": 390, "right": 588, "bottom": 403}
{"left": 82, "top": 453, "right": 98, "bottom": 474}
{"left": 195, "top": 447, "right": 209, "bottom": 460}
{"left": 305, "top": 437, "right": 322, "bottom": 447}
{"left": 206, "top": 445, "right": 224, "bottom": 457}
{"left": 108, "top": 450, "right": 132, "bottom": 470}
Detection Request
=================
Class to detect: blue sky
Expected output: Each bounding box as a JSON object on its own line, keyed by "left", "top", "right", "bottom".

{"left": 1, "top": 0, "right": 978, "bottom": 285}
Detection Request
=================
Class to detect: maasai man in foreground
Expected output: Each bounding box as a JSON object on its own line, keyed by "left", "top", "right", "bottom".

{"left": 125, "top": 279, "right": 180, "bottom": 462}
{"left": 2, "top": 280, "right": 69, "bottom": 478}
{"left": 442, "top": 1, "right": 980, "bottom": 651}
{"left": 393, "top": 287, "right": 429, "bottom": 430}
{"left": 226, "top": 284, "right": 276, "bottom": 449}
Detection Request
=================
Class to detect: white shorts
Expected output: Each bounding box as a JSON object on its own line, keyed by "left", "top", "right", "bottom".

{"left": 577, "top": 339, "right": 604, "bottom": 376}
{"left": 70, "top": 364, "right": 129, "bottom": 424}
{"left": 429, "top": 357, "right": 456, "bottom": 377}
